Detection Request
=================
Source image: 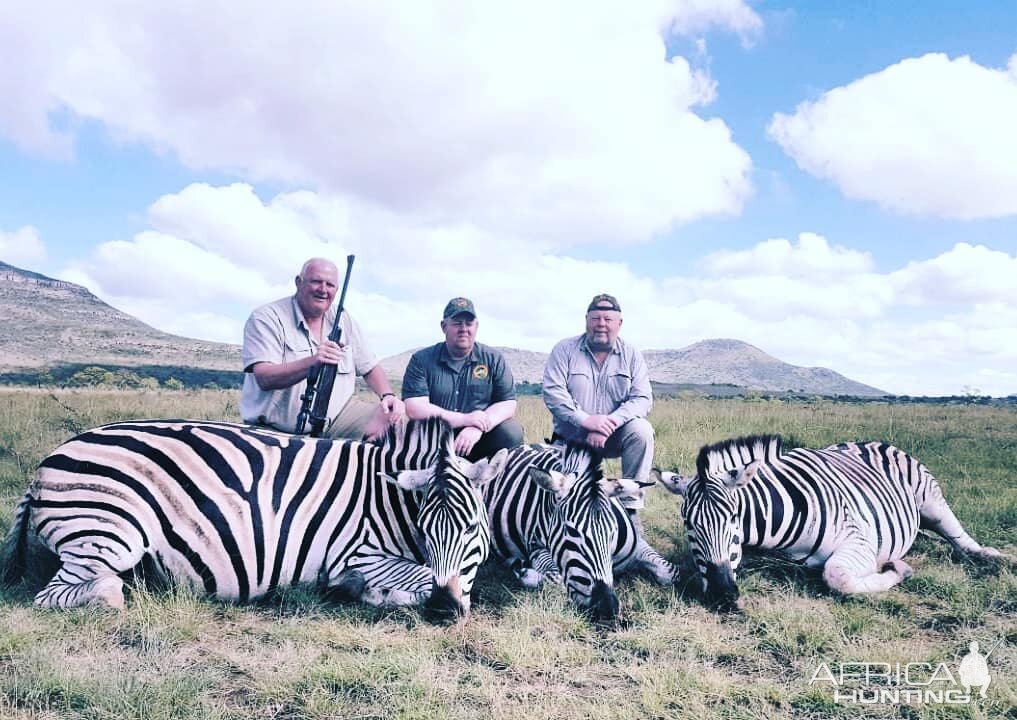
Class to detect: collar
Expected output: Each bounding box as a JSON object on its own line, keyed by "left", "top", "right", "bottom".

{"left": 579, "top": 333, "right": 621, "bottom": 355}
{"left": 291, "top": 297, "right": 335, "bottom": 339}
{"left": 438, "top": 342, "right": 478, "bottom": 368}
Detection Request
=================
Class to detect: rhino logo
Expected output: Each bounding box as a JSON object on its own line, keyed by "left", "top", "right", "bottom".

{"left": 958, "top": 641, "right": 991, "bottom": 699}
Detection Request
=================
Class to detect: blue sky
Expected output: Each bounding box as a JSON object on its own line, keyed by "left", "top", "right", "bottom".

{"left": 1, "top": 1, "right": 1016, "bottom": 396}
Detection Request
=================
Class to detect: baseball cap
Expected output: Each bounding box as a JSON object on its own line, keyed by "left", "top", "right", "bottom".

{"left": 587, "top": 293, "right": 621, "bottom": 312}
{"left": 443, "top": 297, "right": 477, "bottom": 320}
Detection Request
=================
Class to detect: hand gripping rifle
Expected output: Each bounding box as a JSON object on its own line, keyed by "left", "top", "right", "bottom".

{"left": 295, "top": 255, "right": 355, "bottom": 437}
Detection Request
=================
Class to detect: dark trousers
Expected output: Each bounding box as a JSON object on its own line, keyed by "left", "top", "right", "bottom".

{"left": 461, "top": 418, "right": 525, "bottom": 462}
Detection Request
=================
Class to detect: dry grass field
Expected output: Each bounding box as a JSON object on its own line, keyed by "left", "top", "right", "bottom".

{"left": 1, "top": 388, "right": 1014, "bottom": 719}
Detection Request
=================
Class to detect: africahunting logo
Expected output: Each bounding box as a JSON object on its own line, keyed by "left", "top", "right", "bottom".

{"left": 809, "top": 640, "right": 998, "bottom": 705}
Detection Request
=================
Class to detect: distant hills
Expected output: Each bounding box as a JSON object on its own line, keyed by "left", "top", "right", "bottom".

{"left": 0, "top": 260, "right": 239, "bottom": 371}
{"left": 1, "top": 260, "right": 886, "bottom": 396}
{"left": 379, "top": 340, "right": 887, "bottom": 397}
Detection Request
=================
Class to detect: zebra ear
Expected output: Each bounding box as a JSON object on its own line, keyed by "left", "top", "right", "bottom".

{"left": 381, "top": 468, "right": 433, "bottom": 490}
{"left": 726, "top": 460, "right": 762, "bottom": 489}
{"left": 464, "top": 448, "right": 509, "bottom": 487}
{"left": 529, "top": 468, "right": 572, "bottom": 497}
{"left": 655, "top": 469, "right": 693, "bottom": 496}
{"left": 600, "top": 478, "right": 645, "bottom": 510}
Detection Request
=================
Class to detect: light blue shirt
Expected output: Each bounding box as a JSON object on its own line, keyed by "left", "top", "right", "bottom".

{"left": 542, "top": 333, "right": 652, "bottom": 442}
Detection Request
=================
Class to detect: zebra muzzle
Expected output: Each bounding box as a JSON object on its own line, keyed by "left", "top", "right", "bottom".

{"left": 424, "top": 575, "right": 467, "bottom": 622}
{"left": 703, "top": 562, "right": 740, "bottom": 610}
{"left": 587, "top": 580, "right": 620, "bottom": 623}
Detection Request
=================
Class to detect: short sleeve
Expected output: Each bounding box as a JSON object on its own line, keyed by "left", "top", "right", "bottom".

{"left": 344, "top": 313, "right": 378, "bottom": 377}
{"left": 242, "top": 308, "right": 285, "bottom": 372}
{"left": 401, "top": 351, "right": 430, "bottom": 400}
{"left": 490, "top": 353, "right": 516, "bottom": 402}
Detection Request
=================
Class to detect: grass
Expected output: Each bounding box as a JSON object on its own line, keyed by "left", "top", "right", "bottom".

{"left": 1, "top": 388, "right": 1015, "bottom": 719}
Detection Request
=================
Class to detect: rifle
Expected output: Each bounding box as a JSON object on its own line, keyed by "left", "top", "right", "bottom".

{"left": 295, "top": 255, "right": 355, "bottom": 437}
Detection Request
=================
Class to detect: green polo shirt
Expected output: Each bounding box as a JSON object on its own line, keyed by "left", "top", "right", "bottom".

{"left": 402, "top": 341, "right": 515, "bottom": 412}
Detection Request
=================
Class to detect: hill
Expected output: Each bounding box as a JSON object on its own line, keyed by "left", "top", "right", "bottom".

{"left": 1, "top": 261, "right": 885, "bottom": 396}
{"left": 0, "top": 260, "right": 240, "bottom": 371}
{"left": 379, "top": 339, "right": 886, "bottom": 397}
{"left": 644, "top": 339, "right": 886, "bottom": 396}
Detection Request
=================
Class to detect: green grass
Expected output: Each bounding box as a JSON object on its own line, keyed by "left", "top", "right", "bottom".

{"left": 1, "top": 388, "right": 1015, "bottom": 719}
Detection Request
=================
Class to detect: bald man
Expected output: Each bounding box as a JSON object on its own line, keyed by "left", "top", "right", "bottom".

{"left": 240, "top": 258, "right": 404, "bottom": 439}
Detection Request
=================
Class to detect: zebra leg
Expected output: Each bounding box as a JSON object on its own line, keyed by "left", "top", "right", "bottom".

{"left": 918, "top": 482, "right": 1002, "bottom": 559}
{"left": 519, "top": 546, "right": 559, "bottom": 588}
{"left": 334, "top": 554, "right": 432, "bottom": 607}
{"left": 35, "top": 558, "right": 126, "bottom": 609}
{"left": 822, "top": 543, "right": 912, "bottom": 594}
{"left": 628, "top": 539, "right": 677, "bottom": 586}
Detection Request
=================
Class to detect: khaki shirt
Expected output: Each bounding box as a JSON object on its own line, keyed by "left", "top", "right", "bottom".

{"left": 240, "top": 296, "right": 377, "bottom": 433}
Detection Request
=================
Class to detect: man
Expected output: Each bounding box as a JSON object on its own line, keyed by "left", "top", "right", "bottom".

{"left": 402, "top": 297, "right": 523, "bottom": 460}
{"left": 542, "top": 293, "right": 654, "bottom": 482}
{"left": 240, "top": 257, "right": 404, "bottom": 438}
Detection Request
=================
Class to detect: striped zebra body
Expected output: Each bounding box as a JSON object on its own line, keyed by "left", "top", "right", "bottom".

{"left": 656, "top": 435, "right": 1002, "bottom": 605}
{"left": 2, "top": 417, "right": 503, "bottom": 616}
{"left": 485, "top": 443, "right": 675, "bottom": 620}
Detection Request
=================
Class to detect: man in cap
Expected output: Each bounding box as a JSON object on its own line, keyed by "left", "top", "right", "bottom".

{"left": 402, "top": 297, "right": 523, "bottom": 460}
{"left": 542, "top": 293, "right": 654, "bottom": 481}
{"left": 240, "top": 257, "right": 404, "bottom": 439}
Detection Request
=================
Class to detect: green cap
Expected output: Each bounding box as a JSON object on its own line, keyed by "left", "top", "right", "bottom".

{"left": 443, "top": 297, "right": 477, "bottom": 320}
{"left": 587, "top": 293, "right": 621, "bottom": 312}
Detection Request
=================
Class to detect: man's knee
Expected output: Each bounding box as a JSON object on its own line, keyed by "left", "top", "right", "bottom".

{"left": 619, "top": 417, "right": 653, "bottom": 446}
{"left": 487, "top": 418, "right": 524, "bottom": 450}
{"left": 469, "top": 418, "right": 524, "bottom": 460}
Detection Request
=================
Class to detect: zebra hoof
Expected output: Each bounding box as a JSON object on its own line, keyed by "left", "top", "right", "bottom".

{"left": 89, "top": 576, "right": 126, "bottom": 610}
{"left": 882, "top": 560, "right": 913, "bottom": 579}
{"left": 329, "top": 569, "right": 367, "bottom": 602}
{"left": 519, "top": 569, "right": 543, "bottom": 588}
{"left": 978, "top": 547, "right": 1003, "bottom": 560}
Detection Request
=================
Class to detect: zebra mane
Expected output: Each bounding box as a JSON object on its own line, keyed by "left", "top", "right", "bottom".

{"left": 380, "top": 416, "right": 451, "bottom": 448}
{"left": 558, "top": 443, "right": 611, "bottom": 513}
{"left": 695, "top": 434, "right": 782, "bottom": 478}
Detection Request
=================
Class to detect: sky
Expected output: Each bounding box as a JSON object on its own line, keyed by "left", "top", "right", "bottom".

{"left": 1, "top": 1, "right": 1016, "bottom": 397}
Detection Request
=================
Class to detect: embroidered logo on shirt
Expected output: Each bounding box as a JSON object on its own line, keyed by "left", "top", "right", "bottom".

{"left": 472, "top": 364, "right": 489, "bottom": 381}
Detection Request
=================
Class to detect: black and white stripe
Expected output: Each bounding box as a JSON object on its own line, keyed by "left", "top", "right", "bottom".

{"left": 485, "top": 442, "right": 675, "bottom": 620}
{"left": 656, "top": 435, "right": 1002, "bottom": 605}
{"left": 2, "top": 417, "right": 502, "bottom": 616}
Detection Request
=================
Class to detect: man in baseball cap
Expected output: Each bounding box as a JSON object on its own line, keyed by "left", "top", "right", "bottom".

{"left": 542, "top": 292, "right": 654, "bottom": 482}
{"left": 402, "top": 297, "right": 523, "bottom": 459}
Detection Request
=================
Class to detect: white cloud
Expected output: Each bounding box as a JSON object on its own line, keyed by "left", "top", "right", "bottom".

{"left": 701, "top": 232, "right": 874, "bottom": 277}
{"left": 0, "top": 1, "right": 759, "bottom": 244}
{"left": 768, "top": 53, "right": 1017, "bottom": 219}
{"left": 889, "top": 243, "right": 1017, "bottom": 305}
{"left": 0, "top": 226, "right": 47, "bottom": 269}
{"left": 663, "top": 0, "right": 764, "bottom": 47}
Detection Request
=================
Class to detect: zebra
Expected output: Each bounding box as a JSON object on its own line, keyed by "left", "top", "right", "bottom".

{"left": 484, "top": 442, "right": 677, "bottom": 621}
{"left": 653, "top": 435, "right": 1003, "bottom": 607}
{"left": 0, "top": 417, "right": 506, "bottom": 618}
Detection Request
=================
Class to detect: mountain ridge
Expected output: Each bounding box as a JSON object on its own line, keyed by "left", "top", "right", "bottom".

{"left": 1, "top": 260, "right": 886, "bottom": 396}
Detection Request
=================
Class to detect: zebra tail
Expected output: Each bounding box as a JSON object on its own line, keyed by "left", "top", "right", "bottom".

{"left": 0, "top": 493, "right": 32, "bottom": 586}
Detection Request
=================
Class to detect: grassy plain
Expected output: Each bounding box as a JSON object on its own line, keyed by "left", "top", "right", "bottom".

{"left": 1, "top": 387, "right": 1015, "bottom": 719}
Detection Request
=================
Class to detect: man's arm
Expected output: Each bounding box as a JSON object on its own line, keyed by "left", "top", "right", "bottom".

{"left": 607, "top": 350, "right": 652, "bottom": 426}
{"left": 541, "top": 341, "right": 590, "bottom": 428}
{"left": 404, "top": 397, "right": 490, "bottom": 431}
{"left": 362, "top": 364, "right": 395, "bottom": 398}
{"left": 244, "top": 309, "right": 344, "bottom": 391}
{"left": 360, "top": 364, "right": 404, "bottom": 420}
{"left": 483, "top": 399, "right": 517, "bottom": 427}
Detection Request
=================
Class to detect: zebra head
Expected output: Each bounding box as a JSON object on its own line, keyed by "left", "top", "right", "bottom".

{"left": 528, "top": 445, "right": 642, "bottom": 622}
{"left": 383, "top": 432, "right": 507, "bottom": 621}
{"left": 654, "top": 436, "right": 773, "bottom": 609}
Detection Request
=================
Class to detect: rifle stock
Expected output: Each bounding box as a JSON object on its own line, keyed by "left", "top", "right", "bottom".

{"left": 295, "top": 255, "right": 355, "bottom": 436}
